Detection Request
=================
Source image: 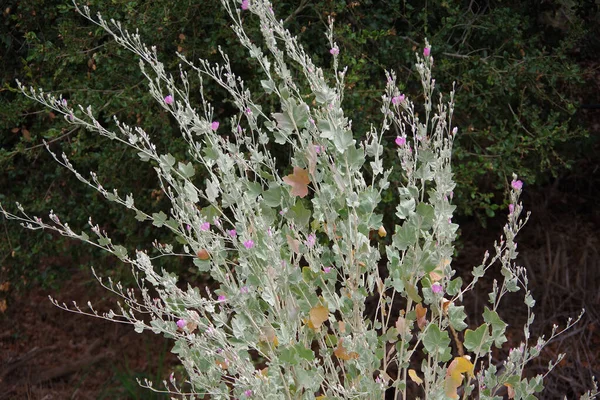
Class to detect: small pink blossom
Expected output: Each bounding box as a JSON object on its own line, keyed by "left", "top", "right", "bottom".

{"left": 395, "top": 137, "right": 406, "bottom": 146}
{"left": 245, "top": 107, "right": 252, "bottom": 114}
{"left": 392, "top": 94, "right": 405, "bottom": 105}
{"left": 241, "top": 0, "right": 249, "bottom": 10}
{"left": 176, "top": 319, "right": 187, "bottom": 329}
{"left": 452, "top": 127, "right": 458, "bottom": 135}
{"left": 243, "top": 239, "right": 255, "bottom": 249}
{"left": 211, "top": 121, "right": 220, "bottom": 131}
{"left": 305, "top": 233, "right": 316, "bottom": 248}
{"left": 240, "top": 286, "right": 249, "bottom": 294}
{"left": 511, "top": 179, "right": 523, "bottom": 191}
{"left": 423, "top": 47, "right": 431, "bottom": 57}
{"left": 329, "top": 47, "right": 339, "bottom": 56}
{"left": 431, "top": 283, "right": 443, "bottom": 294}
{"left": 200, "top": 222, "right": 210, "bottom": 231}
{"left": 227, "top": 229, "right": 237, "bottom": 238}
{"left": 508, "top": 203, "right": 515, "bottom": 214}
{"left": 314, "top": 145, "right": 322, "bottom": 154}
{"left": 323, "top": 266, "right": 332, "bottom": 273}
{"left": 218, "top": 295, "right": 227, "bottom": 302}
{"left": 164, "top": 95, "right": 174, "bottom": 105}
{"left": 244, "top": 390, "right": 253, "bottom": 397}
{"left": 186, "top": 224, "right": 191, "bottom": 232}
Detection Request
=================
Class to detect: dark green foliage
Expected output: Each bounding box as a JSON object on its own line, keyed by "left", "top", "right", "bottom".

{"left": 0, "top": 0, "right": 594, "bottom": 291}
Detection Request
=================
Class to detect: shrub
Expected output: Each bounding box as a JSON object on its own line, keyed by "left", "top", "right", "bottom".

{"left": 1, "top": 1, "right": 596, "bottom": 398}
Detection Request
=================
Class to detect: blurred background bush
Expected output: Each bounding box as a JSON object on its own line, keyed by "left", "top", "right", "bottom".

{"left": 1, "top": 0, "right": 598, "bottom": 293}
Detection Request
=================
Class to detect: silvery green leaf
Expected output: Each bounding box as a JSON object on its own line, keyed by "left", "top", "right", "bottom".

{"left": 464, "top": 324, "right": 492, "bottom": 355}
{"left": 262, "top": 185, "right": 282, "bottom": 207}
{"left": 260, "top": 79, "right": 275, "bottom": 93}
{"left": 346, "top": 145, "right": 365, "bottom": 171}
{"left": 448, "top": 304, "right": 468, "bottom": 331}
{"left": 184, "top": 180, "right": 199, "bottom": 203}
{"left": 113, "top": 245, "right": 127, "bottom": 260}
{"left": 137, "top": 151, "right": 150, "bottom": 162}
{"left": 152, "top": 211, "right": 168, "bottom": 227}
{"left": 422, "top": 324, "right": 451, "bottom": 361}
{"left": 206, "top": 178, "right": 219, "bottom": 203}
{"left": 178, "top": 161, "right": 195, "bottom": 178}
{"left": 133, "top": 321, "right": 145, "bottom": 333}
{"left": 160, "top": 153, "right": 176, "bottom": 167}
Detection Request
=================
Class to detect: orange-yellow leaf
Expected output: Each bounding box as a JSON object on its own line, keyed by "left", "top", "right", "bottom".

{"left": 408, "top": 369, "right": 423, "bottom": 385}
{"left": 442, "top": 298, "right": 452, "bottom": 315}
{"left": 197, "top": 249, "right": 210, "bottom": 260}
{"left": 315, "top": 396, "right": 327, "bottom": 400}
{"left": 444, "top": 356, "right": 475, "bottom": 399}
{"left": 260, "top": 326, "right": 279, "bottom": 347}
{"left": 283, "top": 167, "right": 310, "bottom": 198}
{"left": 505, "top": 383, "right": 515, "bottom": 399}
{"left": 334, "top": 339, "right": 359, "bottom": 360}
{"left": 431, "top": 258, "right": 450, "bottom": 281}
{"left": 338, "top": 321, "right": 346, "bottom": 333}
{"left": 416, "top": 303, "right": 428, "bottom": 330}
{"left": 378, "top": 225, "right": 387, "bottom": 237}
{"left": 309, "top": 304, "right": 329, "bottom": 330}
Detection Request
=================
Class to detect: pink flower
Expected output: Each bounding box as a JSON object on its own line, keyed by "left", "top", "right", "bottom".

{"left": 395, "top": 137, "right": 406, "bottom": 146}
{"left": 508, "top": 203, "right": 515, "bottom": 214}
{"left": 392, "top": 94, "right": 405, "bottom": 105}
{"left": 176, "top": 319, "right": 187, "bottom": 329}
{"left": 211, "top": 121, "right": 220, "bottom": 131}
{"left": 452, "top": 127, "right": 458, "bottom": 135}
{"left": 243, "top": 240, "right": 254, "bottom": 249}
{"left": 200, "top": 222, "right": 210, "bottom": 231}
{"left": 245, "top": 107, "right": 252, "bottom": 114}
{"left": 218, "top": 295, "right": 227, "bottom": 302}
{"left": 330, "top": 47, "right": 339, "bottom": 56}
{"left": 241, "top": 0, "right": 249, "bottom": 10}
{"left": 164, "top": 95, "right": 174, "bottom": 105}
{"left": 431, "top": 283, "right": 443, "bottom": 294}
{"left": 240, "top": 286, "right": 249, "bottom": 294}
{"left": 244, "top": 390, "right": 253, "bottom": 397}
{"left": 423, "top": 47, "right": 431, "bottom": 57}
{"left": 305, "top": 233, "right": 316, "bottom": 248}
{"left": 323, "top": 266, "right": 332, "bottom": 273}
{"left": 314, "top": 145, "right": 322, "bottom": 154}
{"left": 227, "top": 229, "right": 237, "bottom": 238}
{"left": 511, "top": 179, "right": 523, "bottom": 191}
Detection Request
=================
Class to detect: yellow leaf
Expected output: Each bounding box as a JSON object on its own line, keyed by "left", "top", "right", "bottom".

{"left": 444, "top": 356, "right": 475, "bottom": 399}
{"left": 309, "top": 305, "right": 329, "bottom": 331}
{"left": 378, "top": 225, "right": 387, "bottom": 237}
{"left": 416, "top": 303, "right": 428, "bottom": 330}
{"left": 408, "top": 369, "right": 423, "bottom": 385}
{"left": 315, "top": 396, "right": 327, "bottom": 400}
{"left": 283, "top": 167, "right": 310, "bottom": 198}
